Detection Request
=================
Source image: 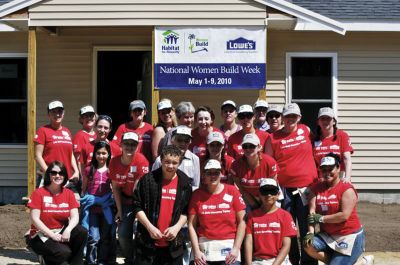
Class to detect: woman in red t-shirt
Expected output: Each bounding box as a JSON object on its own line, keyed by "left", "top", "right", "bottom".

{"left": 200, "top": 131, "right": 234, "bottom": 184}
{"left": 190, "top": 106, "right": 221, "bottom": 159}
{"left": 34, "top": 100, "right": 79, "bottom": 186}
{"left": 27, "top": 161, "right": 87, "bottom": 265}
{"left": 230, "top": 133, "right": 278, "bottom": 210}
{"left": 313, "top": 107, "right": 354, "bottom": 182}
{"left": 304, "top": 153, "right": 367, "bottom": 265}
{"left": 188, "top": 159, "right": 246, "bottom": 265}
{"left": 265, "top": 103, "right": 318, "bottom": 265}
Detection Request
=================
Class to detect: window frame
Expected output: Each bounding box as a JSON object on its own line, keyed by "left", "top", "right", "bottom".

{"left": 0, "top": 53, "right": 28, "bottom": 147}
{"left": 285, "top": 52, "right": 338, "bottom": 113}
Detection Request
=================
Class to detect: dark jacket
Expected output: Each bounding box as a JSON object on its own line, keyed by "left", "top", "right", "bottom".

{"left": 132, "top": 167, "right": 193, "bottom": 258}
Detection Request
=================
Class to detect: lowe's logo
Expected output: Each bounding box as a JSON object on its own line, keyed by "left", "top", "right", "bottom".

{"left": 226, "top": 37, "right": 256, "bottom": 50}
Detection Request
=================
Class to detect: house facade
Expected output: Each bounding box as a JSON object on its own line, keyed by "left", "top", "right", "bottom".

{"left": 0, "top": 0, "right": 399, "bottom": 203}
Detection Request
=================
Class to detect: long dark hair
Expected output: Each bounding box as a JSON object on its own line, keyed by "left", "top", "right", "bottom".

{"left": 314, "top": 118, "right": 338, "bottom": 142}
{"left": 43, "top": 161, "right": 68, "bottom": 187}
{"left": 204, "top": 145, "right": 227, "bottom": 175}
{"left": 87, "top": 141, "right": 111, "bottom": 180}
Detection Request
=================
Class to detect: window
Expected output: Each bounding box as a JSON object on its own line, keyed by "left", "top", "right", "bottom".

{"left": 286, "top": 53, "right": 337, "bottom": 131}
{"left": 0, "top": 55, "right": 27, "bottom": 144}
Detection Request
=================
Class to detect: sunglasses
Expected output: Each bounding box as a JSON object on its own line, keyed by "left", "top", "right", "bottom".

{"left": 97, "top": 115, "right": 112, "bottom": 124}
{"left": 242, "top": 144, "right": 256, "bottom": 150}
{"left": 50, "top": 170, "right": 63, "bottom": 176}
{"left": 175, "top": 137, "right": 191, "bottom": 143}
{"left": 204, "top": 171, "right": 221, "bottom": 177}
{"left": 320, "top": 165, "right": 336, "bottom": 172}
{"left": 238, "top": 113, "right": 254, "bottom": 120}
{"left": 260, "top": 189, "right": 279, "bottom": 196}
{"left": 267, "top": 113, "right": 281, "bottom": 119}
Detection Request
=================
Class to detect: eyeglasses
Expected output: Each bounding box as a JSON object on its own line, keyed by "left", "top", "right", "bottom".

{"left": 267, "top": 113, "right": 281, "bottom": 119}
{"left": 260, "top": 189, "right": 279, "bottom": 196}
{"left": 204, "top": 171, "right": 221, "bottom": 177}
{"left": 175, "top": 137, "right": 191, "bottom": 143}
{"left": 50, "top": 170, "right": 63, "bottom": 176}
{"left": 320, "top": 165, "right": 336, "bottom": 172}
{"left": 97, "top": 115, "right": 112, "bottom": 124}
{"left": 238, "top": 113, "right": 254, "bottom": 120}
{"left": 242, "top": 144, "right": 256, "bottom": 150}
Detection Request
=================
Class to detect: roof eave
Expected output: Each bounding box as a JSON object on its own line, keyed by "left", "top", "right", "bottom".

{"left": 255, "top": 0, "right": 346, "bottom": 35}
{"left": 0, "top": 0, "right": 40, "bottom": 18}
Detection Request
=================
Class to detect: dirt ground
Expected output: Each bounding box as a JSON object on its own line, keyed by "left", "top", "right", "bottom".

{"left": 0, "top": 202, "right": 398, "bottom": 264}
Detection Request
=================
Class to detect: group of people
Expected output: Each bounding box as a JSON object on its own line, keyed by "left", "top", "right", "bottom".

{"left": 26, "top": 97, "right": 374, "bottom": 265}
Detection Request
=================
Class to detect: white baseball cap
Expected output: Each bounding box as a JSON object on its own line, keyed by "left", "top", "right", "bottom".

{"left": 318, "top": 107, "right": 335, "bottom": 119}
{"left": 221, "top": 100, "right": 236, "bottom": 109}
{"left": 157, "top": 100, "right": 172, "bottom": 111}
{"left": 48, "top": 100, "right": 64, "bottom": 111}
{"left": 267, "top": 105, "right": 283, "bottom": 114}
{"left": 241, "top": 133, "right": 260, "bottom": 146}
{"left": 80, "top": 105, "right": 95, "bottom": 115}
{"left": 320, "top": 156, "right": 336, "bottom": 167}
{"left": 122, "top": 132, "right": 139, "bottom": 142}
{"left": 174, "top": 125, "right": 192, "bottom": 138}
{"left": 238, "top": 104, "right": 254, "bottom": 114}
{"left": 254, "top": 99, "right": 268, "bottom": 109}
{"left": 259, "top": 178, "right": 278, "bottom": 188}
{"left": 204, "top": 159, "right": 222, "bottom": 170}
{"left": 207, "top": 131, "right": 225, "bottom": 145}
{"left": 283, "top": 103, "right": 301, "bottom": 116}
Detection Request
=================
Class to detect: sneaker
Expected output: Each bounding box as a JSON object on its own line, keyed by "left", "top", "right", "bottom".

{"left": 363, "top": 255, "right": 374, "bottom": 265}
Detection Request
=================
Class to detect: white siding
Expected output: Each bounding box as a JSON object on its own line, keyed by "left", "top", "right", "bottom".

{"left": 267, "top": 31, "right": 400, "bottom": 190}
{"left": 29, "top": 0, "right": 266, "bottom": 26}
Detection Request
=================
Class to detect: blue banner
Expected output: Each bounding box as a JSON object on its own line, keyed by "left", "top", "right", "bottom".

{"left": 155, "top": 63, "right": 265, "bottom": 90}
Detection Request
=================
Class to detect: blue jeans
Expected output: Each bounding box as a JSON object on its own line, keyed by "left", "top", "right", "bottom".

{"left": 86, "top": 211, "right": 117, "bottom": 265}
{"left": 119, "top": 204, "right": 137, "bottom": 265}
{"left": 312, "top": 229, "right": 365, "bottom": 265}
{"left": 282, "top": 187, "right": 317, "bottom": 265}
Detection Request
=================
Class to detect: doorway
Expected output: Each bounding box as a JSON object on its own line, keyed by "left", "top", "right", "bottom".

{"left": 95, "top": 49, "right": 152, "bottom": 139}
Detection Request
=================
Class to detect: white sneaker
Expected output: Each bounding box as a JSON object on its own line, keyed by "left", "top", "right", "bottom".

{"left": 363, "top": 255, "right": 374, "bottom": 265}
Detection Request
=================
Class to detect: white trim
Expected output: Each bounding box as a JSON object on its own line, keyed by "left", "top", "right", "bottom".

{"left": 0, "top": 52, "right": 28, "bottom": 57}
{"left": 0, "top": 22, "right": 16, "bottom": 31}
{"left": 285, "top": 52, "right": 338, "bottom": 113}
{"left": 0, "top": 0, "right": 41, "bottom": 18}
{"left": 0, "top": 145, "right": 27, "bottom": 148}
{"left": 255, "top": 0, "right": 345, "bottom": 35}
{"left": 296, "top": 19, "right": 400, "bottom": 32}
{"left": 91, "top": 46, "right": 152, "bottom": 111}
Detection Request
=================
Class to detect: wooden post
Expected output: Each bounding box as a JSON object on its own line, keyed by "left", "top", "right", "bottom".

{"left": 151, "top": 28, "right": 159, "bottom": 125}
{"left": 27, "top": 27, "right": 37, "bottom": 196}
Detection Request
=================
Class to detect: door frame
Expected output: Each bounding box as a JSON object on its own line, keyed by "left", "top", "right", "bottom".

{"left": 91, "top": 46, "right": 152, "bottom": 110}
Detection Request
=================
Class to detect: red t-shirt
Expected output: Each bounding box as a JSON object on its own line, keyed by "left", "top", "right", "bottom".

{"left": 230, "top": 154, "right": 278, "bottom": 198}
{"left": 310, "top": 181, "right": 361, "bottom": 235}
{"left": 27, "top": 187, "right": 79, "bottom": 236}
{"left": 34, "top": 125, "right": 74, "bottom": 178}
{"left": 156, "top": 176, "right": 178, "bottom": 247}
{"left": 109, "top": 153, "right": 149, "bottom": 204}
{"left": 72, "top": 130, "right": 96, "bottom": 158}
{"left": 227, "top": 130, "right": 269, "bottom": 160}
{"left": 189, "top": 184, "right": 246, "bottom": 240}
{"left": 190, "top": 127, "right": 222, "bottom": 159}
{"left": 313, "top": 129, "right": 354, "bottom": 171}
{"left": 80, "top": 140, "right": 121, "bottom": 166}
{"left": 246, "top": 208, "right": 297, "bottom": 260}
{"left": 269, "top": 124, "right": 317, "bottom": 188}
{"left": 112, "top": 122, "right": 153, "bottom": 163}
{"left": 200, "top": 154, "right": 234, "bottom": 184}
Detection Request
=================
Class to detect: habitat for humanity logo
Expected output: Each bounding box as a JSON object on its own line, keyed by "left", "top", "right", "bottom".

{"left": 226, "top": 37, "right": 256, "bottom": 52}
{"left": 188, "top": 34, "right": 208, "bottom": 53}
{"left": 162, "top": 30, "right": 180, "bottom": 53}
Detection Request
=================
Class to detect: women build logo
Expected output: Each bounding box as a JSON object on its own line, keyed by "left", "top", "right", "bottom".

{"left": 161, "top": 30, "right": 180, "bottom": 53}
